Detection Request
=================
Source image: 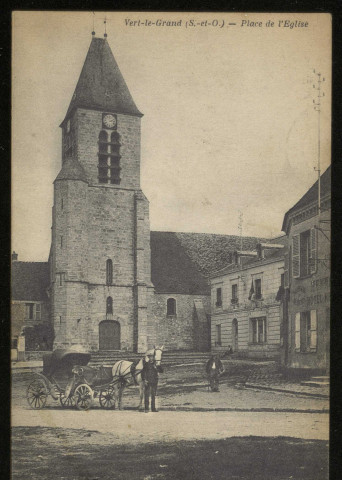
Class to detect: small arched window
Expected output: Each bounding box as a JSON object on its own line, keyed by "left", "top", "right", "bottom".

{"left": 106, "top": 259, "right": 113, "bottom": 285}
{"left": 106, "top": 297, "right": 113, "bottom": 315}
{"left": 167, "top": 298, "right": 176, "bottom": 316}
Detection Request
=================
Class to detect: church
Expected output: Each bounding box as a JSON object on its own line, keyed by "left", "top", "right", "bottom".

{"left": 12, "top": 35, "right": 265, "bottom": 354}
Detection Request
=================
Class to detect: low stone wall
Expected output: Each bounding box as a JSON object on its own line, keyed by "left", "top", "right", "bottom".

{"left": 24, "top": 350, "right": 51, "bottom": 361}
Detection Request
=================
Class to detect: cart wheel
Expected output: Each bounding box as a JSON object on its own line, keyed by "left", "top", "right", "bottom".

{"left": 99, "top": 386, "right": 116, "bottom": 409}
{"left": 59, "top": 392, "right": 76, "bottom": 408}
{"left": 26, "top": 379, "right": 48, "bottom": 409}
{"left": 74, "top": 384, "right": 93, "bottom": 411}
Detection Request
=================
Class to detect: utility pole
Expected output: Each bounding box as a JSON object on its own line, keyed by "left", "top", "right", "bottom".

{"left": 238, "top": 211, "right": 243, "bottom": 250}
{"left": 312, "top": 70, "right": 325, "bottom": 219}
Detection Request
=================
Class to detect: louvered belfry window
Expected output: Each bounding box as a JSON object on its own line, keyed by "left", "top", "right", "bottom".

{"left": 98, "top": 130, "right": 121, "bottom": 184}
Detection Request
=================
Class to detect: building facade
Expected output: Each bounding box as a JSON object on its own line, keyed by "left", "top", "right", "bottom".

{"left": 281, "top": 166, "right": 330, "bottom": 372}
{"left": 11, "top": 253, "right": 51, "bottom": 355}
{"left": 210, "top": 242, "right": 285, "bottom": 358}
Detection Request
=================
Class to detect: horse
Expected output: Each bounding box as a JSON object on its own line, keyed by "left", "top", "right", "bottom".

{"left": 111, "top": 345, "right": 164, "bottom": 410}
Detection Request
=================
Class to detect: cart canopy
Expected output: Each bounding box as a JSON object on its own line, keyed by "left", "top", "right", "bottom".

{"left": 42, "top": 348, "right": 91, "bottom": 377}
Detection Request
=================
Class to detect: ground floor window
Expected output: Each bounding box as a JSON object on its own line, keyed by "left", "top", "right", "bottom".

{"left": 250, "top": 317, "right": 267, "bottom": 344}
{"left": 295, "top": 310, "right": 317, "bottom": 352}
{"left": 215, "top": 324, "right": 222, "bottom": 346}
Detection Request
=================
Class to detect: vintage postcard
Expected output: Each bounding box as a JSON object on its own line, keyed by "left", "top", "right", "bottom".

{"left": 11, "top": 11, "right": 330, "bottom": 479}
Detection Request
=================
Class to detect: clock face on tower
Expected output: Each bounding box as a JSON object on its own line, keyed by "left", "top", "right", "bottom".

{"left": 102, "top": 113, "right": 117, "bottom": 129}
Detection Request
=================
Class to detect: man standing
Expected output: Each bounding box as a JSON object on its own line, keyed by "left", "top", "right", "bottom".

{"left": 141, "top": 352, "right": 163, "bottom": 412}
{"left": 206, "top": 354, "right": 224, "bottom": 392}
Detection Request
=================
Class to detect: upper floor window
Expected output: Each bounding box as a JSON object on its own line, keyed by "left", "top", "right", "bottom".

{"left": 231, "top": 284, "right": 238, "bottom": 304}
{"left": 292, "top": 229, "right": 317, "bottom": 278}
{"left": 25, "top": 303, "right": 41, "bottom": 321}
{"left": 98, "top": 131, "right": 121, "bottom": 185}
{"left": 167, "top": 298, "right": 176, "bottom": 316}
{"left": 215, "top": 324, "right": 222, "bottom": 346}
{"left": 276, "top": 273, "right": 285, "bottom": 302}
{"left": 106, "top": 297, "right": 113, "bottom": 315}
{"left": 106, "top": 259, "right": 113, "bottom": 285}
{"left": 216, "top": 288, "right": 222, "bottom": 307}
{"left": 26, "top": 303, "right": 34, "bottom": 320}
{"left": 255, "top": 279, "right": 262, "bottom": 300}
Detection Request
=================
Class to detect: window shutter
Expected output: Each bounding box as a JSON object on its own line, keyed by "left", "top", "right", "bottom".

{"left": 292, "top": 235, "right": 300, "bottom": 278}
{"left": 284, "top": 253, "right": 289, "bottom": 288}
{"left": 309, "top": 228, "right": 317, "bottom": 274}
{"left": 310, "top": 310, "right": 317, "bottom": 350}
{"left": 249, "top": 319, "right": 253, "bottom": 343}
{"left": 295, "top": 313, "right": 301, "bottom": 351}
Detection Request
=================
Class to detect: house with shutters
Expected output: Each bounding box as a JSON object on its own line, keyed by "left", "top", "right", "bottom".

{"left": 209, "top": 239, "right": 285, "bottom": 358}
{"left": 11, "top": 35, "right": 266, "bottom": 354}
{"left": 11, "top": 253, "right": 51, "bottom": 355}
{"left": 281, "top": 166, "right": 330, "bottom": 372}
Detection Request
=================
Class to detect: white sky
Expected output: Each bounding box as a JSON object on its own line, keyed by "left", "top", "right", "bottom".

{"left": 12, "top": 11, "right": 331, "bottom": 261}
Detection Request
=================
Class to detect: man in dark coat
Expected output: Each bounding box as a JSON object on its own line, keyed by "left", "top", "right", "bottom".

{"left": 206, "top": 354, "right": 224, "bottom": 392}
{"left": 141, "top": 353, "right": 163, "bottom": 412}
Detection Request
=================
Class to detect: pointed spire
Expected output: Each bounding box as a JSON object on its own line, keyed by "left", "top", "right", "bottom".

{"left": 62, "top": 37, "right": 142, "bottom": 124}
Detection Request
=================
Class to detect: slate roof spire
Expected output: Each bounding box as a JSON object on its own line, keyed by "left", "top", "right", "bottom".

{"left": 54, "top": 156, "right": 88, "bottom": 183}
{"left": 62, "top": 36, "right": 142, "bottom": 124}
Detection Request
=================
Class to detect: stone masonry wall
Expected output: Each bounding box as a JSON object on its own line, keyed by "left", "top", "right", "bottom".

{"left": 149, "top": 293, "right": 211, "bottom": 351}
{"left": 53, "top": 106, "right": 151, "bottom": 351}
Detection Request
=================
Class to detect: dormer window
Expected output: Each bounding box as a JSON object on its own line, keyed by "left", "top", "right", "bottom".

{"left": 98, "top": 130, "right": 121, "bottom": 185}
{"left": 66, "top": 119, "right": 71, "bottom": 133}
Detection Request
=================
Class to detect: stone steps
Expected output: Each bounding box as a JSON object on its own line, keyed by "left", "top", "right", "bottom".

{"left": 301, "top": 380, "right": 330, "bottom": 388}
{"left": 89, "top": 351, "right": 210, "bottom": 367}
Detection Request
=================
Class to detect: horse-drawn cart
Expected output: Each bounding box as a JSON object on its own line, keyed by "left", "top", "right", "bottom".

{"left": 26, "top": 349, "right": 122, "bottom": 411}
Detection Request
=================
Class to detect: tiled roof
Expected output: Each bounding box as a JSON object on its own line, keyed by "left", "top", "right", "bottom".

{"left": 151, "top": 231, "right": 266, "bottom": 294}
{"left": 209, "top": 235, "right": 286, "bottom": 277}
{"left": 12, "top": 232, "right": 269, "bottom": 298}
{"left": 63, "top": 37, "right": 142, "bottom": 123}
{"left": 55, "top": 157, "right": 88, "bottom": 183}
{"left": 11, "top": 262, "right": 49, "bottom": 301}
{"left": 282, "top": 165, "right": 331, "bottom": 232}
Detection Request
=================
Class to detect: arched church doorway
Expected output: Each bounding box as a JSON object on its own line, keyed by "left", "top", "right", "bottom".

{"left": 99, "top": 320, "right": 120, "bottom": 350}
{"left": 232, "top": 318, "right": 238, "bottom": 352}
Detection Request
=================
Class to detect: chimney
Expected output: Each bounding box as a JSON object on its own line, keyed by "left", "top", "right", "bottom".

{"left": 12, "top": 251, "right": 18, "bottom": 262}
{"left": 233, "top": 250, "right": 258, "bottom": 265}
{"left": 257, "top": 243, "right": 284, "bottom": 259}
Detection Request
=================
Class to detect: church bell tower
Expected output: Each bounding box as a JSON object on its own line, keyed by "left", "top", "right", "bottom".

{"left": 50, "top": 36, "right": 153, "bottom": 352}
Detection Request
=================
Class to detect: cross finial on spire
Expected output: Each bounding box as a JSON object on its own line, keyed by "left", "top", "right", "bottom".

{"left": 104, "top": 15, "right": 108, "bottom": 38}
{"left": 92, "top": 12, "right": 95, "bottom": 36}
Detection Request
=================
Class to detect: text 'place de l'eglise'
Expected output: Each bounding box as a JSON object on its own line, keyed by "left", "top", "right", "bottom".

{"left": 11, "top": 35, "right": 331, "bottom": 375}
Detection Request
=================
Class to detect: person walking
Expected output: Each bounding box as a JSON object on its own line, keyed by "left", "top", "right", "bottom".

{"left": 206, "top": 354, "right": 224, "bottom": 392}
{"left": 141, "top": 352, "right": 163, "bottom": 412}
